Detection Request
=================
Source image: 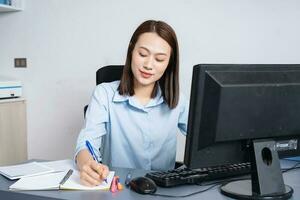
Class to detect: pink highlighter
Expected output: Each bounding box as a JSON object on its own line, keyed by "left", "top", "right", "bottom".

{"left": 110, "top": 176, "right": 118, "bottom": 193}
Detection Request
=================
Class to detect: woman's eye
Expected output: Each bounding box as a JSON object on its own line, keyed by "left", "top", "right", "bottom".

{"left": 156, "top": 58, "right": 165, "bottom": 62}
{"left": 139, "top": 52, "right": 147, "bottom": 57}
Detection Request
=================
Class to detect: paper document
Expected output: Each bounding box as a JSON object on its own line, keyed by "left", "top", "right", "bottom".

{"left": 0, "top": 162, "right": 54, "bottom": 180}
{"left": 9, "top": 170, "right": 115, "bottom": 191}
{"left": 39, "top": 159, "right": 76, "bottom": 172}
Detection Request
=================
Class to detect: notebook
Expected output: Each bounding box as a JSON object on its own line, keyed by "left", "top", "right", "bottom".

{"left": 0, "top": 162, "right": 54, "bottom": 180}
{"left": 9, "top": 170, "right": 115, "bottom": 191}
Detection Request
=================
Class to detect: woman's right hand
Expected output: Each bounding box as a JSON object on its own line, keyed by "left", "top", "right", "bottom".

{"left": 76, "top": 149, "right": 109, "bottom": 187}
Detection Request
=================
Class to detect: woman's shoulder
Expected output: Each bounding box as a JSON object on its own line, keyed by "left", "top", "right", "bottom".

{"left": 179, "top": 92, "right": 188, "bottom": 103}
{"left": 178, "top": 92, "right": 189, "bottom": 110}
{"left": 94, "top": 80, "right": 120, "bottom": 98}
{"left": 96, "top": 80, "right": 120, "bottom": 89}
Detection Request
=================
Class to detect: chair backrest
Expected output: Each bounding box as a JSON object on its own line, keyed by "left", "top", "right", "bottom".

{"left": 84, "top": 65, "right": 124, "bottom": 117}
{"left": 96, "top": 65, "right": 124, "bottom": 85}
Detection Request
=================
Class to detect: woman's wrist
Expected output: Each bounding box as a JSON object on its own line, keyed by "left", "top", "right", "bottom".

{"left": 76, "top": 149, "right": 94, "bottom": 170}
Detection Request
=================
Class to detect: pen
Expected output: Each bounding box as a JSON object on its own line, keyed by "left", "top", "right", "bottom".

{"left": 85, "top": 140, "right": 107, "bottom": 183}
{"left": 86, "top": 140, "right": 99, "bottom": 163}
{"left": 59, "top": 169, "right": 73, "bottom": 186}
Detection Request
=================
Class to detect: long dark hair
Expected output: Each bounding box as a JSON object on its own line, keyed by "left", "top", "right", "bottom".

{"left": 118, "top": 20, "right": 180, "bottom": 109}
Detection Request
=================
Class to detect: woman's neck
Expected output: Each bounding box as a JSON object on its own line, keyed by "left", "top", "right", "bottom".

{"left": 133, "top": 81, "right": 155, "bottom": 106}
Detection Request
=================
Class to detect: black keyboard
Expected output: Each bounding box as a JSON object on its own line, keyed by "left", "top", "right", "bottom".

{"left": 145, "top": 162, "right": 251, "bottom": 187}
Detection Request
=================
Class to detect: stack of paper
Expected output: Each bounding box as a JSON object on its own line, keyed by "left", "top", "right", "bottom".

{"left": 39, "top": 159, "right": 76, "bottom": 172}
{"left": 0, "top": 162, "right": 54, "bottom": 180}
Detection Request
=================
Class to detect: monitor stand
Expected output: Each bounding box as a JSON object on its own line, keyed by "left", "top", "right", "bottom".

{"left": 220, "top": 139, "right": 293, "bottom": 200}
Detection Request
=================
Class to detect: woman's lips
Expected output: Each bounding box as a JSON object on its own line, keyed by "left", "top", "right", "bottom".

{"left": 139, "top": 70, "right": 153, "bottom": 78}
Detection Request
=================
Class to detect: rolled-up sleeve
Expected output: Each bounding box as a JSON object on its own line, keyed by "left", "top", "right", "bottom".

{"left": 75, "top": 85, "right": 109, "bottom": 162}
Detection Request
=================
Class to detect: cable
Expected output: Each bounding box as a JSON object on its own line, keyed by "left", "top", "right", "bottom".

{"left": 150, "top": 183, "right": 219, "bottom": 198}
{"left": 149, "top": 176, "right": 252, "bottom": 198}
{"left": 282, "top": 162, "right": 300, "bottom": 173}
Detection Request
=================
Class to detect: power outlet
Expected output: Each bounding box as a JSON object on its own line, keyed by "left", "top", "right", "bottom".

{"left": 14, "top": 58, "right": 27, "bottom": 68}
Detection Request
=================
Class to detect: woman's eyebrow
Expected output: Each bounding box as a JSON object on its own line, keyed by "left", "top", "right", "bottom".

{"left": 139, "top": 46, "right": 150, "bottom": 53}
{"left": 139, "top": 46, "right": 168, "bottom": 56}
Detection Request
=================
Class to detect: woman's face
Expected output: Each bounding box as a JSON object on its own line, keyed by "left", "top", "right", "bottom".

{"left": 131, "top": 32, "right": 171, "bottom": 88}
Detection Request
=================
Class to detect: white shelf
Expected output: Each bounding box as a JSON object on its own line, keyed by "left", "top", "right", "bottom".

{"left": 0, "top": 97, "right": 25, "bottom": 103}
{"left": 0, "top": 1, "right": 23, "bottom": 12}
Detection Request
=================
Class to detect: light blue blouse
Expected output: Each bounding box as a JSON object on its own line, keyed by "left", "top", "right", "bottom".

{"left": 75, "top": 81, "right": 189, "bottom": 171}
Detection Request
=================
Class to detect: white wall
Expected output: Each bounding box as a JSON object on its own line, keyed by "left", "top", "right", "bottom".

{"left": 0, "top": 0, "right": 300, "bottom": 161}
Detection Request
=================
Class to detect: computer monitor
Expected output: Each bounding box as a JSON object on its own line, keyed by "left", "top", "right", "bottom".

{"left": 184, "top": 64, "right": 300, "bottom": 199}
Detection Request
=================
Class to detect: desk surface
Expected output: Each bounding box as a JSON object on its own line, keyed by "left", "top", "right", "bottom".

{"left": 0, "top": 160, "right": 299, "bottom": 200}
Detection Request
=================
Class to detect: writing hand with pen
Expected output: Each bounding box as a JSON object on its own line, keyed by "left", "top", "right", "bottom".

{"left": 76, "top": 141, "right": 109, "bottom": 187}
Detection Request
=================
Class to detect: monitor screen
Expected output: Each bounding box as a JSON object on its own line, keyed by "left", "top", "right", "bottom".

{"left": 184, "top": 64, "right": 300, "bottom": 169}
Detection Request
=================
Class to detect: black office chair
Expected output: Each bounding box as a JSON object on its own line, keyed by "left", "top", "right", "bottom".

{"left": 84, "top": 65, "right": 124, "bottom": 117}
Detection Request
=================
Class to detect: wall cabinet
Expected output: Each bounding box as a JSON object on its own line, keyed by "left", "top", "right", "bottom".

{"left": 0, "top": 98, "right": 27, "bottom": 165}
{"left": 0, "top": 0, "right": 24, "bottom": 12}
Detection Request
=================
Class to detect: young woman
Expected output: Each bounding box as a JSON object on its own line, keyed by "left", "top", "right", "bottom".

{"left": 75, "top": 20, "right": 189, "bottom": 186}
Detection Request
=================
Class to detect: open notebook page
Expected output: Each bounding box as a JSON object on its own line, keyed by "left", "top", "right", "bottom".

{"left": 9, "top": 171, "right": 67, "bottom": 190}
{"left": 61, "top": 170, "right": 115, "bottom": 190}
{"left": 9, "top": 170, "right": 115, "bottom": 191}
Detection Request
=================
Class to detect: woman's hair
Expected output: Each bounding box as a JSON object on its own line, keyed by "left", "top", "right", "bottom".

{"left": 118, "top": 20, "right": 180, "bottom": 109}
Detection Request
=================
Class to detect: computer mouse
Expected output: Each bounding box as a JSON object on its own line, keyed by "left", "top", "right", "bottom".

{"left": 129, "top": 176, "right": 157, "bottom": 194}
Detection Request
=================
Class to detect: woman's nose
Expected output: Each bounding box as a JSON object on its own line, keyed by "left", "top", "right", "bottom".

{"left": 144, "top": 57, "right": 154, "bottom": 70}
{"left": 143, "top": 65, "right": 152, "bottom": 70}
